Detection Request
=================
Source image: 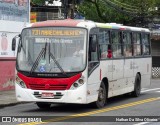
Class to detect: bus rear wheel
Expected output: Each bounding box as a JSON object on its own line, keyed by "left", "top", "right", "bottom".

{"left": 92, "top": 81, "right": 107, "bottom": 108}
{"left": 36, "top": 102, "right": 51, "bottom": 109}
{"left": 131, "top": 74, "right": 141, "bottom": 97}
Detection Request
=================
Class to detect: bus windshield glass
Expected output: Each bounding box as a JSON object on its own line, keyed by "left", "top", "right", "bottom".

{"left": 17, "top": 27, "right": 87, "bottom": 73}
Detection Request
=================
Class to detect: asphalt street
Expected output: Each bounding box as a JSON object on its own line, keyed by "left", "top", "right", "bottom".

{"left": 0, "top": 79, "right": 160, "bottom": 125}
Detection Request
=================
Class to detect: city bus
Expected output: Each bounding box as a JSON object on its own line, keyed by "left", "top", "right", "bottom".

{"left": 12, "top": 19, "right": 151, "bottom": 108}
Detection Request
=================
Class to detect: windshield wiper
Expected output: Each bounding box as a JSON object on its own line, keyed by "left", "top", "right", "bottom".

{"left": 44, "top": 42, "right": 47, "bottom": 59}
{"left": 49, "top": 43, "right": 68, "bottom": 77}
{"left": 50, "top": 52, "right": 68, "bottom": 77}
{"left": 30, "top": 42, "right": 47, "bottom": 74}
{"left": 30, "top": 48, "right": 45, "bottom": 74}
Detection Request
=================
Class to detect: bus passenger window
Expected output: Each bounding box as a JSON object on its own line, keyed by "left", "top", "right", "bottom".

{"left": 123, "top": 32, "right": 132, "bottom": 57}
{"left": 98, "top": 31, "right": 111, "bottom": 59}
{"left": 111, "top": 31, "right": 122, "bottom": 58}
{"left": 133, "top": 33, "right": 141, "bottom": 56}
{"left": 142, "top": 34, "right": 150, "bottom": 55}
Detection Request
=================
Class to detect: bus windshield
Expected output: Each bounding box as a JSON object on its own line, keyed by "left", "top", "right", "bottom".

{"left": 17, "top": 27, "right": 87, "bottom": 73}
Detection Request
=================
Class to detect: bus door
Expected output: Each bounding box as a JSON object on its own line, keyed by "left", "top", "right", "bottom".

{"left": 87, "top": 34, "right": 101, "bottom": 101}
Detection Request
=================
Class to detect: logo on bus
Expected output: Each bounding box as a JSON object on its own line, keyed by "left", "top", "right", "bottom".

{"left": 45, "top": 84, "right": 50, "bottom": 89}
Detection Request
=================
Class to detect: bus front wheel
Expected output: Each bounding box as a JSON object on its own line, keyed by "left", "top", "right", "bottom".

{"left": 92, "top": 81, "right": 107, "bottom": 108}
{"left": 36, "top": 102, "right": 51, "bottom": 109}
{"left": 131, "top": 74, "right": 141, "bottom": 97}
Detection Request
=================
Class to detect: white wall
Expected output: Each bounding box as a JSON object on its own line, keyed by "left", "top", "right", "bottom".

{"left": 0, "top": 20, "right": 27, "bottom": 33}
{"left": 0, "top": 20, "right": 28, "bottom": 57}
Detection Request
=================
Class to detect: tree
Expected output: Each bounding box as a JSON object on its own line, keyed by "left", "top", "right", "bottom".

{"left": 30, "top": 0, "right": 160, "bottom": 27}
{"left": 78, "top": 0, "right": 160, "bottom": 27}
{"left": 31, "top": 0, "right": 45, "bottom": 6}
{"left": 78, "top": 0, "right": 134, "bottom": 24}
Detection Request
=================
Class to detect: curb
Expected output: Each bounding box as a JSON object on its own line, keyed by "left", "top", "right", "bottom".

{"left": 0, "top": 102, "right": 28, "bottom": 109}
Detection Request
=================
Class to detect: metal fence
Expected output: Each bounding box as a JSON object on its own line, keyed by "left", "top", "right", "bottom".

{"left": 152, "top": 56, "right": 160, "bottom": 78}
{"left": 152, "top": 67, "right": 160, "bottom": 78}
{"left": 36, "top": 11, "right": 64, "bottom": 21}
{"left": 31, "top": 6, "right": 64, "bottom": 22}
{"left": 152, "top": 59, "right": 160, "bottom": 78}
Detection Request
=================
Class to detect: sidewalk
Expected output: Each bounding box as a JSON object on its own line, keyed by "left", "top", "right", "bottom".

{"left": 0, "top": 90, "right": 18, "bottom": 108}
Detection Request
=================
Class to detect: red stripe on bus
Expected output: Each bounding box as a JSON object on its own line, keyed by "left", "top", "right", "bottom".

{"left": 17, "top": 72, "right": 81, "bottom": 90}
{"left": 32, "top": 19, "right": 81, "bottom": 27}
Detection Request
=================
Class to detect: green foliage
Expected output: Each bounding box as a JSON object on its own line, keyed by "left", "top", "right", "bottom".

{"left": 32, "top": 0, "right": 45, "bottom": 6}
{"left": 78, "top": 0, "right": 159, "bottom": 25}
{"left": 78, "top": 0, "right": 134, "bottom": 24}
{"left": 30, "top": 0, "right": 159, "bottom": 25}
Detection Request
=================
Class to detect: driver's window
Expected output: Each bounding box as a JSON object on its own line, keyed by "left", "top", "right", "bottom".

{"left": 88, "top": 34, "right": 99, "bottom": 74}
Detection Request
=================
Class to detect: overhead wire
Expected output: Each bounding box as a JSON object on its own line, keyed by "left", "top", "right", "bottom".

{"left": 112, "top": 0, "right": 139, "bottom": 9}
{"left": 101, "top": 0, "right": 139, "bottom": 17}
{"left": 102, "top": 0, "right": 151, "bottom": 18}
{"left": 107, "top": 0, "right": 139, "bottom": 12}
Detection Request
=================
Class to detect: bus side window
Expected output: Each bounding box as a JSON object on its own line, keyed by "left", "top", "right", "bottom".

{"left": 111, "top": 31, "right": 122, "bottom": 58}
{"left": 89, "top": 35, "right": 98, "bottom": 61}
{"left": 98, "top": 30, "right": 111, "bottom": 59}
{"left": 123, "top": 32, "right": 132, "bottom": 57}
{"left": 88, "top": 34, "right": 99, "bottom": 74}
{"left": 133, "top": 33, "right": 142, "bottom": 56}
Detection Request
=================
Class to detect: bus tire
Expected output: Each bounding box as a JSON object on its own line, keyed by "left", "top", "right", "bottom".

{"left": 131, "top": 74, "right": 141, "bottom": 97}
{"left": 92, "top": 81, "right": 107, "bottom": 108}
{"left": 36, "top": 102, "right": 51, "bottom": 109}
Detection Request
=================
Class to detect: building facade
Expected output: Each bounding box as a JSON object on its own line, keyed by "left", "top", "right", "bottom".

{"left": 151, "top": 23, "right": 160, "bottom": 78}
{"left": 0, "top": 0, "right": 30, "bottom": 90}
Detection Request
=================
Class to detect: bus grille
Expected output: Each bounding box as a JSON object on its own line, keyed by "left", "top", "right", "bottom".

{"left": 28, "top": 83, "right": 68, "bottom": 90}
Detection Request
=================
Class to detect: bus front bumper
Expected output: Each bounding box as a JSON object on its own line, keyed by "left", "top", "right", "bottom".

{"left": 15, "top": 83, "right": 87, "bottom": 104}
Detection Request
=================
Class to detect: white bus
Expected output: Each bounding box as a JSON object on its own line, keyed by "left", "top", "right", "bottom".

{"left": 12, "top": 19, "right": 151, "bottom": 108}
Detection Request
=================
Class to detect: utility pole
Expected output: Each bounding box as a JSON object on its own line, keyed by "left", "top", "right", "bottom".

{"left": 62, "top": 0, "right": 74, "bottom": 19}
{"left": 62, "top": 0, "right": 83, "bottom": 19}
{"left": 64, "top": 0, "right": 68, "bottom": 19}
{"left": 68, "top": 0, "right": 75, "bottom": 19}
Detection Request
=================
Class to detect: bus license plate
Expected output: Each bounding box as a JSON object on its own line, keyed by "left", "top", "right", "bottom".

{"left": 41, "top": 92, "right": 54, "bottom": 98}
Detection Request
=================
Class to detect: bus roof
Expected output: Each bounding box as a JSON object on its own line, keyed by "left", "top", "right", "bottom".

{"left": 30, "top": 19, "right": 150, "bottom": 33}
{"left": 95, "top": 22, "right": 150, "bottom": 32}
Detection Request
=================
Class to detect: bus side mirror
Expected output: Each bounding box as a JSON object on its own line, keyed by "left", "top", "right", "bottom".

{"left": 12, "top": 37, "right": 16, "bottom": 51}
{"left": 12, "top": 34, "right": 20, "bottom": 51}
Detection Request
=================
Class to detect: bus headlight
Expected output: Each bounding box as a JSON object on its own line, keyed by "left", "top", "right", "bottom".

{"left": 78, "top": 79, "right": 84, "bottom": 84}
{"left": 73, "top": 83, "right": 79, "bottom": 88}
{"left": 19, "top": 81, "right": 27, "bottom": 88}
{"left": 16, "top": 75, "right": 27, "bottom": 88}
{"left": 70, "top": 76, "right": 85, "bottom": 90}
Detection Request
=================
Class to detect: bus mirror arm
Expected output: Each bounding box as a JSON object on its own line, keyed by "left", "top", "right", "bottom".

{"left": 12, "top": 34, "right": 21, "bottom": 51}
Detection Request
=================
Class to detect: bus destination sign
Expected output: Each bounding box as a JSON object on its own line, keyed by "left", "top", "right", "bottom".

{"left": 31, "top": 29, "right": 81, "bottom": 36}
